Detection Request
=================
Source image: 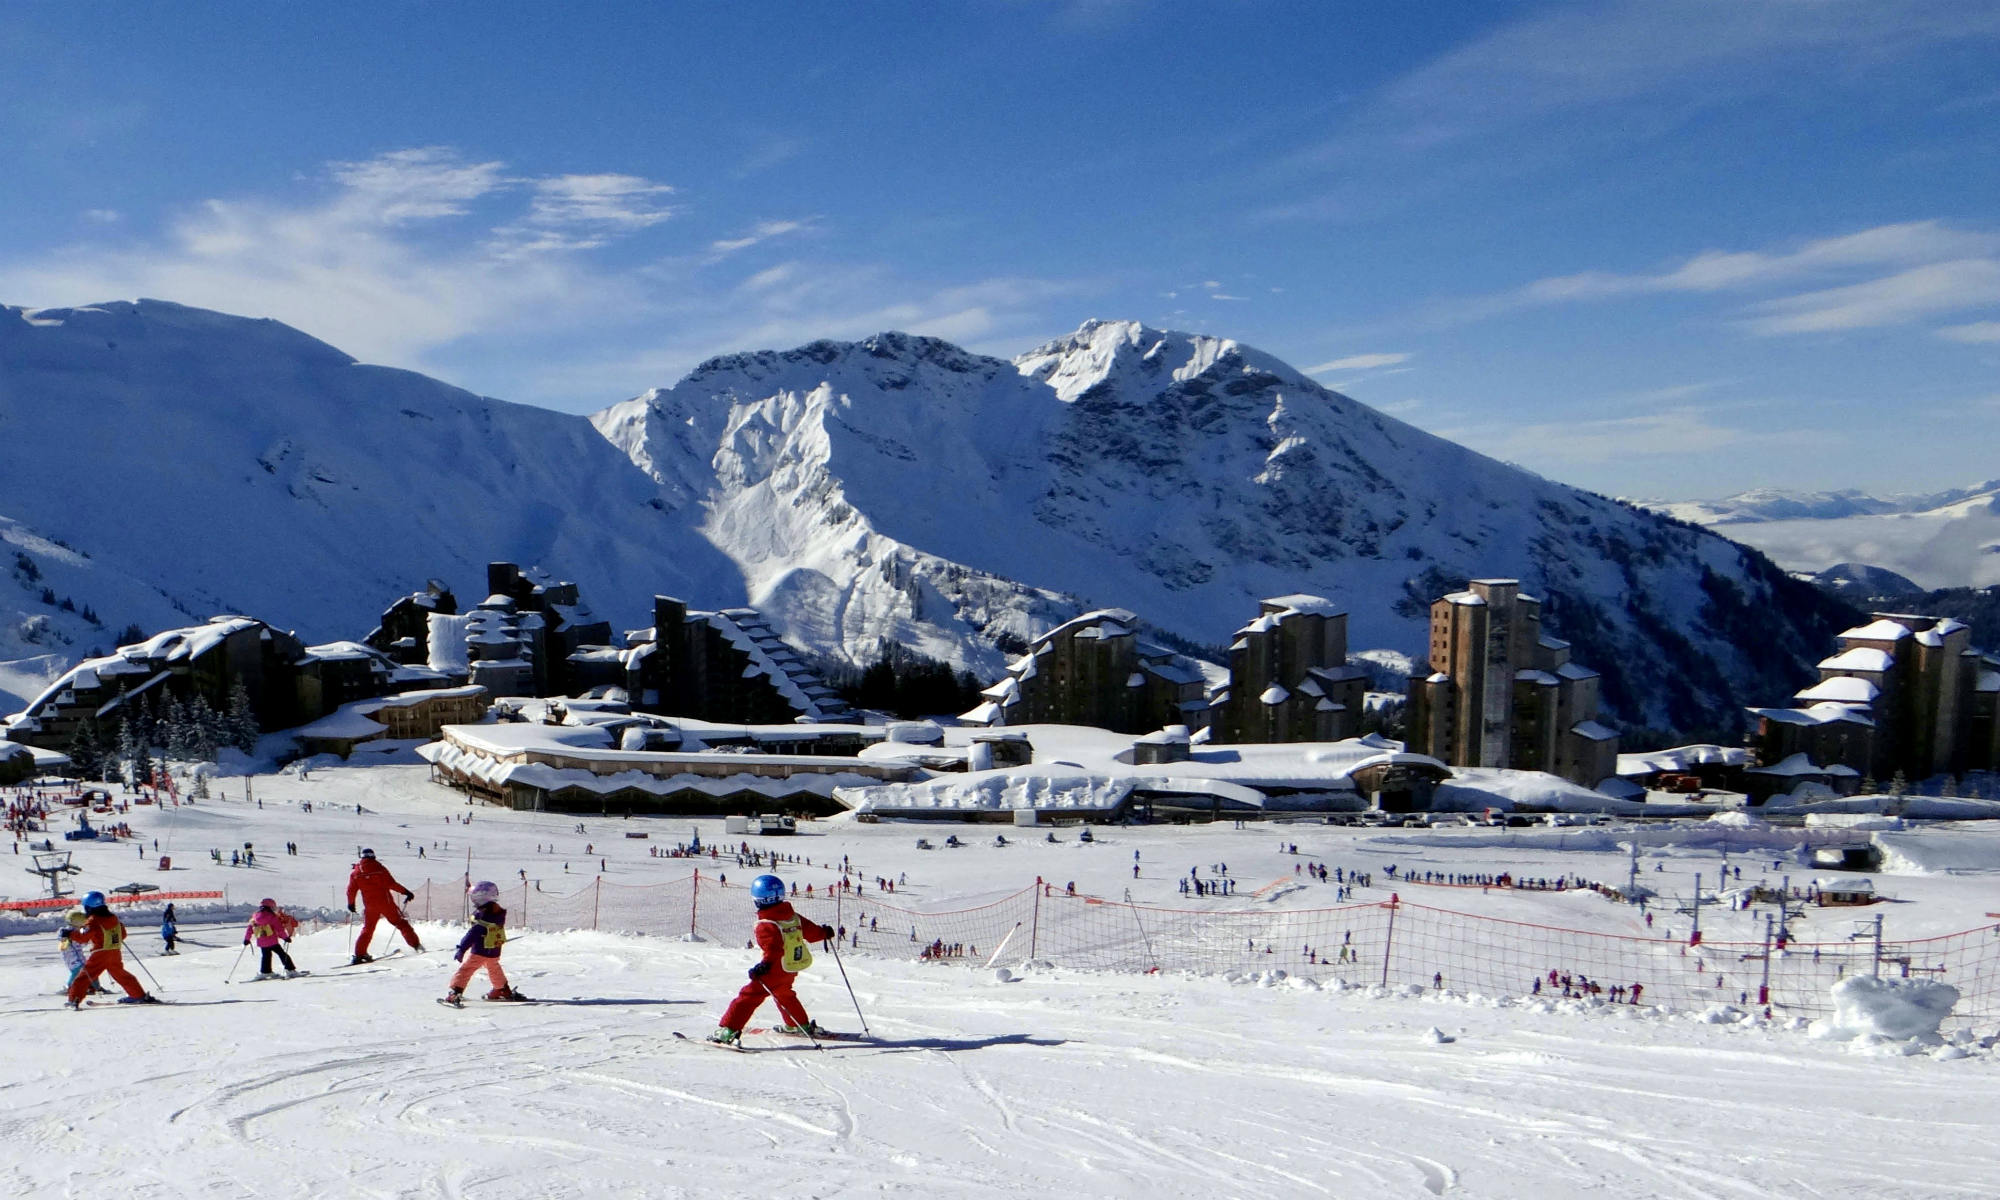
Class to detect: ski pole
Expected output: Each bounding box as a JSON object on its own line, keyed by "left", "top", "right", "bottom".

{"left": 760, "top": 978, "right": 821, "bottom": 1050}
{"left": 130, "top": 951, "right": 165, "bottom": 995}
{"left": 829, "top": 939, "right": 870, "bottom": 1037}
{"left": 224, "top": 940, "right": 249, "bottom": 984}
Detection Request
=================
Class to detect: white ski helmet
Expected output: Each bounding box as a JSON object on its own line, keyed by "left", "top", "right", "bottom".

{"left": 468, "top": 880, "right": 500, "bottom": 906}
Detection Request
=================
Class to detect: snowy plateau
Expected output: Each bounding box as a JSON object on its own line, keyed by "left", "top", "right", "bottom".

{"left": 1641, "top": 482, "right": 2000, "bottom": 592}
{"left": 2, "top": 302, "right": 1850, "bottom": 739}
{"left": 5, "top": 760, "right": 2000, "bottom": 1199}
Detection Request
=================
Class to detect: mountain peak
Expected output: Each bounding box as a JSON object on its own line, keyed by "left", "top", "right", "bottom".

{"left": 1015, "top": 318, "right": 1310, "bottom": 403}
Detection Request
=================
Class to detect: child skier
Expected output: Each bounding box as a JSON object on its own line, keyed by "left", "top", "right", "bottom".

{"left": 62, "top": 891, "right": 157, "bottom": 1007}
{"left": 443, "top": 881, "right": 525, "bottom": 1005}
{"left": 708, "top": 874, "right": 833, "bottom": 1045}
{"left": 58, "top": 911, "right": 110, "bottom": 996}
{"left": 244, "top": 898, "right": 301, "bottom": 978}
{"left": 160, "top": 903, "right": 179, "bottom": 955}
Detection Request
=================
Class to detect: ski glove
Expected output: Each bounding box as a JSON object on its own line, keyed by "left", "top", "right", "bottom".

{"left": 348, "top": 904, "right": 356, "bottom": 912}
{"left": 747, "top": 961, "right": 772, "bottom": 980}
{"left": 402, "top": 891, "right": 416, "bottom": 902}
{"left": 818, "top": 924, "right": 835, "bottom": 940}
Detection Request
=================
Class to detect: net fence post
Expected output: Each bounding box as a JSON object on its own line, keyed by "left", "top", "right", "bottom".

{"left": 1381, "top": 895, "right": 1398, "bottom": 988}
{"left": 690, "top": 869, "right": 700, "bottom": 940}
{"left": 1030, "top": 878, "right": 1042, "bottom": 961}
{"left": 593, "top": 876, "right": 602, "bottom": 932}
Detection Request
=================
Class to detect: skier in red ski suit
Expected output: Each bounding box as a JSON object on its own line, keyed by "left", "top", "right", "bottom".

{"left": 710, "top": 875, "right": 832, "bottom": 1045}
{"left": 346, "top": 848, "right": 422, "bottom": 963}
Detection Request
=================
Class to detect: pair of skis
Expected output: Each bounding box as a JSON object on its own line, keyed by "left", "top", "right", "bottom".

{"left": 674, "top": 1027, "right": 864, "bottom": 1053}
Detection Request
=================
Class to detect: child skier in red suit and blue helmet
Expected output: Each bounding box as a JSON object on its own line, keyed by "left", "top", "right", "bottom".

{"left": 709, "top": 875, "right": 833, "bottom": 1045}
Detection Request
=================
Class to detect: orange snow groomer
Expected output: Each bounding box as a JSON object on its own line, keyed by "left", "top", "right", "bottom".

{"left": 346, "top": 848, "right": 423, "bottom": 964}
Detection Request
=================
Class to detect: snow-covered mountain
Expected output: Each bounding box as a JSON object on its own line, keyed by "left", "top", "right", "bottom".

{"left": 595, "top": 319, "right": 1853, "bottom": 737}
{"left": 0, "top": 301, "right": 743, "bottom": 710}
{"left": 1639, "top": 482, "right": 2000, "bottom": 590}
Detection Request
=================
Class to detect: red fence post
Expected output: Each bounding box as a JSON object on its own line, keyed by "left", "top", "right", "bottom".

{"left": 1380, "top": 896, "right": 1399, "bottom": 988}
{"left": 1030, "top": 878, "right": 1042, "bottom": 961}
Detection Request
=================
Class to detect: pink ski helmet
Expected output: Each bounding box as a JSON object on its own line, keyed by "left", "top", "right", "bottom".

{"left": 468, "top": 880, "right": 500, "bottom": 906}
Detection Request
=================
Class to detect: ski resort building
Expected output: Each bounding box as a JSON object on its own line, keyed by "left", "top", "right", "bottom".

{"left": 420, "top": 712, "right": 909, "bottom": 814}
{"left": 295, "top": 684, "right": 491, "bottom": 759}
{"left": 622, "top": 596, "right": 852, "bottom": 725}
{"left": 1, "top": 617, "right": 450, "bottom": 760}
{"left": 1403, "top": 579, "right": 1621, "bottom": 789}
{"left": 1209, "top": 596, "right": 1369, "bottom": 744}
{"left": 963, "top": 609, "right": 1215, "bottom": 736}
{"left": 1749, "top": 613, "right": 2000, "bottom": 782}
{"left": 364, "top": 582, "right": 457, "bottom": 667}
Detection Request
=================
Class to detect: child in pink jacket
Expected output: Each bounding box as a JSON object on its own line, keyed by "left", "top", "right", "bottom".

{"left": 244, "top": 898, "right": 301, "bottom": 978}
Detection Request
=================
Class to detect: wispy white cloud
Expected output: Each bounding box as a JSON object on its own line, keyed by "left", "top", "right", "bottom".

{"left": 1308, "top": 351, "right": 1411, "bottom": 373}
{"left": 0, "top": 148, "right": 673, "bottom": 369}
{"left": 709, "top": 218, "right": 814, "bottom": 258}
{"left": 1939, "top": 320, "right": 2000, "bottom": 344}
{"left": 1429, "top": 220, "right": 2000, "bottom": 339}
{"left": 82, "top": 208, "right": 119, "bottom": 224}
{"left": 1741, "top": 259, "right": 2000, "bottom": 334}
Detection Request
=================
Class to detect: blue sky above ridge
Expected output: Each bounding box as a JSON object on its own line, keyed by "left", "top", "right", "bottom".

{"left": 1, "top": 0, "right": 1996, "bottom": 498}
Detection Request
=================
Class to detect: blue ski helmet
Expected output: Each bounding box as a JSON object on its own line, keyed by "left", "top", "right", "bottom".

{"left": 750, "top": 875, "right": 786, "bottom": 908}
{"left": 82, "top": 890, "right": 107, "bottom": 910}
{"left": 359, "top": 847, "right": 376, "bottom": 859}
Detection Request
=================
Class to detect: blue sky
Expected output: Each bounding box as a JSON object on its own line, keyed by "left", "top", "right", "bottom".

{"left": 2, "top": 1, "right": 1996, "bottom": 499}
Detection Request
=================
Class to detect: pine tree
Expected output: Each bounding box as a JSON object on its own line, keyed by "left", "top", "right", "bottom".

{"left": 117, "top": 719, "right": 137, "bottom": 785}
{"left": 165, "top": 696, "right": 192, "bottom": 760}
{"left": 67, "top": 719, "right": 103, "bottom": 781}
{"left": 226, "top": 682, "right": 261, "bottom": 755}
{"left": 1889, "top": 770, "right": 1908, "bottom": 797}
{"left": 188, "top": 695, "right": 222, "bottom": 762}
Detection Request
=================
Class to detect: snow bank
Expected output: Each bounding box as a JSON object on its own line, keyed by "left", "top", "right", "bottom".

{"left": 1810, "top": 975, "right": 1960, "bottom": 1043}
{"left": 1873, "top": 831, "right": 2000, "bottom": 876}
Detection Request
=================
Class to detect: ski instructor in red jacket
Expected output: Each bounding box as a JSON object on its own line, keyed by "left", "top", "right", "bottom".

{"left": 346, "top": 848, "right": 423, "bottom": 964}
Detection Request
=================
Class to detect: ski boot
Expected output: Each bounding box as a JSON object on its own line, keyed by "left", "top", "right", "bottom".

{"left": 350, "top": 952, "right": 373, "bottom": 966}
{"left": 255, "top": 971, "right": 278, "bottom": 980}
{"left": 706, "top": 1027, "right": 741, "bottom": 1046}
{"left": 285, "top": 969, "right": 304, "bottom": 978}
{"left": 778, "top": 1020, "right": 826, "bottom": 1037}
{"left": 124, "top": 994, "right": 162, "bottom": 1004}
{"left": 440, "top": 988, "right": 464, "bottom": 1008}
{"left": 485, "top": 987, "right": 529, "bottom": 1002}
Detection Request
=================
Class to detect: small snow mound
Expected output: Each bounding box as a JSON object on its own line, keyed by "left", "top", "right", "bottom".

{"left": 993, "top": 966, "right": 1016, "bottom": 983}
{"left": 1810, "top": 975, "right": 1959, "bottom": 1043}
{"left": 1698, "top": 1003, "right": 1748, "bottom": 1024}
{"left": 1422, "top": 1026, "right": 1456, "bottom": 1044}
{"left": 1933, "top": 1045, "right": 1971, "bottom": 1061}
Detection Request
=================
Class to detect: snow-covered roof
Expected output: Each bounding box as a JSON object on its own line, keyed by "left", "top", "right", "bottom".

{"left": 1616, "top": 744, "right": 1753, "bottom": 776}
{"left": 1259, "top": 684, "right": 1289, "bottom": 706}
{"left": 1570, "top": 720, "right": 1618, "bottom": 742}
{"left": 1263, "top": 594, "right": 1341, "bottom": 617}
{"left": 1748, "top": 753, "right": 1830, "bottom": 777}
{"left": 1443, "top": 591, "right": 1486, "bottom": 607}
{"left": 1555, "top": 662, "right": 1597, "bottom": 682}
{"left": 1796, "top": 676, "right": 1879, "bottom": 704}
{"left": 1748, "top": 703, "right": 1875, "bottom": 728}
{"left": 1820, "top": 647, "right": 1894, "bottom": 673}
{"left": 1978, "top": 669, "right": 2000, "bottom": 694}
{"left": 1840, "top": 619, "right": 1912, "bottom": 642}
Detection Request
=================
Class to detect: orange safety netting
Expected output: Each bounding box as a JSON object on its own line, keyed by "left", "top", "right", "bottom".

{"left": 401, "top": 875, "right": 2000, "bottom": 1029}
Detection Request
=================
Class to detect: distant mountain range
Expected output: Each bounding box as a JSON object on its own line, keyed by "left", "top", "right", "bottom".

{"left": 1638, "top": 482, "right": 2000, "bottom": 591}
{"left": 2, "top": 302, "right": 1857, "bottom": 741}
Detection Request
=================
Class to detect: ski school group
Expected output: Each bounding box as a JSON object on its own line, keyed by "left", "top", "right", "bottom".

{"left": 57, "top": 846, "right": 848, "bottom": 1044}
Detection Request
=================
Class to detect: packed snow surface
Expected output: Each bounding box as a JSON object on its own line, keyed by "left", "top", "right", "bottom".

{"left": 6, "top": 759, "right": 2000, "bottom": 1196}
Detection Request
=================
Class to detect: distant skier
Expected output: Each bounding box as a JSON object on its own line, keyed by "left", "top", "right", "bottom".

{"left": 346, "top": 848, "right": 423, "bottom": 964}
{"left": 443, "top": 881, "right": 524, "bottom": 1005}
{"left": 62, "top": 891, "right": 156, "bottom": 1007}
{"left": 160, "top": 903, "right": 179, "bottom": 955}
{"left": 244, "top": 898, "right": 301, "bottom": 978}
{"left": 707, "top": 874, "right": 832, "bottom": 1046}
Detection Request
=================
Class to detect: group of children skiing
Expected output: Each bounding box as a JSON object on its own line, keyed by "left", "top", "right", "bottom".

{"left": 57, "top": 848, "right": 834, "bottom": 1037}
